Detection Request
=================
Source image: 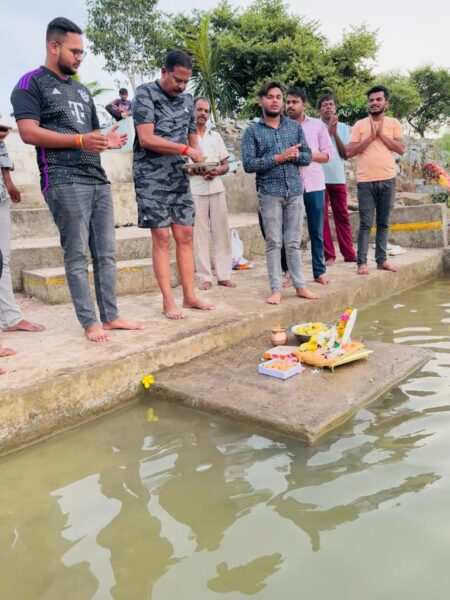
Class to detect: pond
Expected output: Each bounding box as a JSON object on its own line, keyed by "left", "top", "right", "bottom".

{"left": 0, "top": 277, "right": 449, "bottom": 599}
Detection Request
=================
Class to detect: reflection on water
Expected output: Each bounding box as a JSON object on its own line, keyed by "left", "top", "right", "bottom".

{"left": 0, "top": 277, "right": 449, "bottom": 599}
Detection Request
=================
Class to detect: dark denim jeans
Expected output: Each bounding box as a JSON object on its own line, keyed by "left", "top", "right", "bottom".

{"left": 356, "top": 178, "right": 395, "bottom": 266}
{"left": 45, "top": 183, "right": 118, "bottom": 328}
{"left": 304, "top": 190, "right": 326, "bottom": 279}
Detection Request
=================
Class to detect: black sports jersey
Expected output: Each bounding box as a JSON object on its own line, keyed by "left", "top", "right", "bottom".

{"left": 11, "top": 66, "right": 108, "bottom": 192}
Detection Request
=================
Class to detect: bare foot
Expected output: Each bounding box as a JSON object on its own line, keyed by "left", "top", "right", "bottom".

{"left": 199, "top": 281, "right": 212, "bottom": 291}
{"left": 218, "top": 280, "right": 236, "bottom": 288}
{"left": 103, "top": 317, "right": 144, "bottom": 331}
{"left": 85, "top": 324, "right": 112, "bottom": 342}
{"left": 3, "top": 319, "right": 45, "bottom": 332}
{"left": 357, "top": 264, "right": 369, "bottom": 275}
{"left": 377, "top": 262, "right": 397, "bottom": 272}
{"left": 325, "top": 259, "right": 335, "bottom": 267}
{"left": 267, "top": 291, "right": 282, "bottom": 305}
{"left": 183, "top": 297, "right": 215, "bottom": 310}
{"left": 0, "top": 368, "right": 5, "bottom": 375}
{"left": 163, "top": 300, "right": 184, "bottom": 321}
{"left": 314, "top": 274, "right": 330, "bottom": 285}
{"left": 0, "top": 347, "right": 17, "bottom": 357}
{"left": 296, "top": 287, "right": 319, "bottom": 300}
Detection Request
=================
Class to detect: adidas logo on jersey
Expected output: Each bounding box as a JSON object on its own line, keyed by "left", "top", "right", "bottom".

{"left": 52, "top": 88, "right": 61, "bottom": 95}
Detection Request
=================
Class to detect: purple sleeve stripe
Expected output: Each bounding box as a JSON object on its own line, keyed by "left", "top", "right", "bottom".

{"left": 18, "top": 67, "right": 41, "bottom": 89}
{"left": 40, "top": 147, "right": 50, "bottom": 194}
{"left": 18, "top": 68, "right": 43, "bottom": 90}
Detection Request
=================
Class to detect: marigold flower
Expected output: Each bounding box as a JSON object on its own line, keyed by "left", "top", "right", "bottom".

{"left": 141, "top": 374, "right": 155, "bottom": 389}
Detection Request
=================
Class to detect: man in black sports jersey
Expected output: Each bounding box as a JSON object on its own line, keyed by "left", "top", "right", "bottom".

{"left": 11, "top": 17, "right": 143, "bottom": 342}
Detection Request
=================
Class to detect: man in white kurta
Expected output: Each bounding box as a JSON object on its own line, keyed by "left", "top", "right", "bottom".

{"left": 190, "top": 98, "right": 236, "bottom": 290}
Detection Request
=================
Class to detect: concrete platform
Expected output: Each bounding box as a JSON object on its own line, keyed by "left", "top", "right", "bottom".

{"left": 22, "top": 258, "right": 181, "bottom": 304}
{"left": 0, "top": 247, "right": 444, "bottom": 456}
{"left": 151, "top": 338, "right": 432, "bottom": 443}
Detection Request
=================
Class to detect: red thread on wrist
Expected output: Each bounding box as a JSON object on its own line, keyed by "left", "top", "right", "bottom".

{"left": 181, "top": 145, "right": 189, "bottom": 155}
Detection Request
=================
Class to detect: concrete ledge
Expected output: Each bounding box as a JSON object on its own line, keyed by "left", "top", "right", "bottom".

{"left": 444, "top": 248, "right": 450, "bottom": 273}
{"left": 11, "top": 215, "right": 263, "bottom": 292}
{"left": 22, "top": 258, "right": 181, "bottom": 304}
{"left": 340, "top": 203, "right": 448, "bottom": 248}
{"left": 151, "top": 339, "right": 432, "bottom": 443}
{"left": 14, "top": 171, "right": 258, "bottom": 229}
{"left": 0, "top": 248, "right": 444, "bottom": 455}
{"left": 11, "top": 207, "right": 58, "bottom": 239}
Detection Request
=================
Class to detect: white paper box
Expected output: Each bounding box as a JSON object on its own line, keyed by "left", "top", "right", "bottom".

{"left": 258, "top": 359, "right": 302, "bottom": 380}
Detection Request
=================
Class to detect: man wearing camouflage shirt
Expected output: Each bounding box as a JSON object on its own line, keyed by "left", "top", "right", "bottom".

{"left": 133, "top": 50, "right": 214, "bottom": 319}
{"left": 11, "top": 17, "right": 143, "bottom": 342}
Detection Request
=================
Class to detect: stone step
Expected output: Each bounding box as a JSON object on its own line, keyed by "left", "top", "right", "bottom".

{"left": 11, "top": 214, "right": 263, "bottom": 292}
{"left": 19, "top": 191, "right": 46, "bottom": 208}
{"left": 10, "top": 227, "right": 151, "bottom": 291}
{"left": 22, "top": 258, "right": 180, "bottom": 304}
{"left": 13, "top": 172, "right": 257, "bottom": 221}
{"left": 11, "top": 207, "right": 58, "bottom": 239}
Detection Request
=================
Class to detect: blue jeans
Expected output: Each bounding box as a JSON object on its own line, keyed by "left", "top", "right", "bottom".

{"left": 45, "top": 183, "right": 118, "bottom": 328}
{"left": 304, "top": 190, "right": 326, "bottom": 279}
{"left": 258, "top": 193, "right": 306, "bottom": 291}
{"left": 357, "top": 178, "right": 395, "bottom": 266}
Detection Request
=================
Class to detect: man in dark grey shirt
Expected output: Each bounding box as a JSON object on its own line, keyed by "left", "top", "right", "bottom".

{"left": 11, "top": 17, "right": 143, "bottom": 342}
{"left": 133, "top": 50, "right": 213, "bottom": 319}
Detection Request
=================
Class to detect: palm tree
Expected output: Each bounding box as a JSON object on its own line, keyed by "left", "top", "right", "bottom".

{"left": 178, "top": 16, "right": 239, "bottom": 123}
{"left": 71, "top": 74, "right": 113, "bottom": 97}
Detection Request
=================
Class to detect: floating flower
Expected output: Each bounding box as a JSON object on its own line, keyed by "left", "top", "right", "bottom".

{"left": 141, "top": 374, "right": 155, "bottom": 389}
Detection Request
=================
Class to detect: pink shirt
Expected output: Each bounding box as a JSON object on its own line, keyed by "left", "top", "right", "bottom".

{"left": 299, "top": 116, "right": 334, "bottom": 193}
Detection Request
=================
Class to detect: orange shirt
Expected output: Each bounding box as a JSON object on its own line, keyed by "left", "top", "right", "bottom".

{"left": 349, "top": 116, "right": 403, "bottom": 182}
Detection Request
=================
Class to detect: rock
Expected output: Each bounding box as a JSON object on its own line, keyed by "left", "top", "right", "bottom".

{"left": 396, "top": 192, "right": 433, "bottom": 206}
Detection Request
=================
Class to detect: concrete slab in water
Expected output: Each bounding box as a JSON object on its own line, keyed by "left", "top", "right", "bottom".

{"left": 152, "top": 338, "right": 432, "bottom": 443}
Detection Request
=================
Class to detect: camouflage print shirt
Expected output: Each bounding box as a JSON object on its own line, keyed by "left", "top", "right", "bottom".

{"left": 132, "top": 81, "right": 196, "bottom": 193}
{"left": 0, "top": 140, "right": 13, "bottom": 203}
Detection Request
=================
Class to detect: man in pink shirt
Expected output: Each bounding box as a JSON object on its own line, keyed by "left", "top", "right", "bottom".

{"left": 347, "top": 85, "right": 405, "bottom": 275}
{"left": 286, "top": 87, "right": 334, "bottom": 284}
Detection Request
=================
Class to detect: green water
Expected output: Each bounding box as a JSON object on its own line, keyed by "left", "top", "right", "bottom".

{"left": 1, "top": 278, "right": 449, "bottom": 600}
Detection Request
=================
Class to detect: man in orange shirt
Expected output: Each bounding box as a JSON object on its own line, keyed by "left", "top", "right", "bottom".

{"left": 347, "top": 85, "right": 405, "bottom": 275}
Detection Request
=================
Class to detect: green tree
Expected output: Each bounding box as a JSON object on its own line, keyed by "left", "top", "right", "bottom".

{"left": 407, "top": 65, "right": 450, "bottom": 137}
{"left": 377, "top": 71, "right": 421, "bottom": 120}
{"left": 201, "top": 0, "right": 379, "bottom": 118}
{"left": 177, "top": 16, "right": 240, "bottom": 121}
{"left": 85, "top": 0, "right": 167, "bottom": 92}
{"left": 71, "top": 74, "right": 112, "bottom": 97}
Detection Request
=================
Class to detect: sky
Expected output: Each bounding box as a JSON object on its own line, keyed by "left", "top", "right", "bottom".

{"left": 0, "top": 0, "right": 449, "bottom": 124}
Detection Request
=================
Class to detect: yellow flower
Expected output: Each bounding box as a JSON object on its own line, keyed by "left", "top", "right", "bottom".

{"left": 300, "top": 337, "right": 318, "bottom": 352}
{"left": 141, "top": 374, "right": 155, "bottom": 389}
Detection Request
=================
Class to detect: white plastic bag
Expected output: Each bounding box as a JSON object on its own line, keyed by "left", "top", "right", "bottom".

{"left": 230, "top": 229, "right": 244, "bottom": 262}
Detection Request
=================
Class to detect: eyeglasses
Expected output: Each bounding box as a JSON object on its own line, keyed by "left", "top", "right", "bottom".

{"left": 54, "top": 41, "right": 86, "bottom": 59}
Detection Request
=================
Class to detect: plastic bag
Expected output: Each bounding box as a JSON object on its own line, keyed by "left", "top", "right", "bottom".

{"left": 230, "top": 229, "right": 244, "bottom": 262}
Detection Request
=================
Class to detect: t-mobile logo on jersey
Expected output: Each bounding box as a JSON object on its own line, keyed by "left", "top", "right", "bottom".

{"left": 68, "top": 101, "right": 86, "bottom": 124}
